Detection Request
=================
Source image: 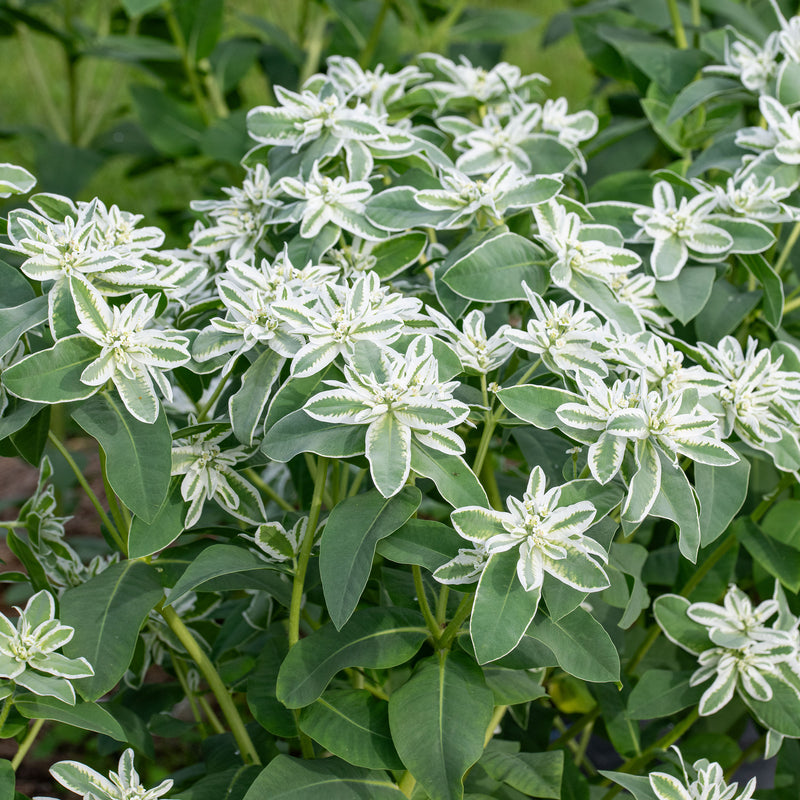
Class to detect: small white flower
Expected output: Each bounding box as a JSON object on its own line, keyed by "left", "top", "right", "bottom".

{"left": 427, "top": 307, "right": 513, "bottom": 374}
{"left": 648, "top": 747, "right": 757, "bottom": 800}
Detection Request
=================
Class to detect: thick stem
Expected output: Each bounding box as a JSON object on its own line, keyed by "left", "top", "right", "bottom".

{"left": 12, "top": 718, "right": 44, "bottom": 770}
{"left": 435, "top": 586, "right": 450, "bottom": 626}
{"left": 413, "top": 565, "right": 441, "bottom": 643}
{"left": 160, "top": 604, "right": 261, "bottom": 765}
{"left": 99, "top": 447, "right": 129, "bottom": 539}
{"left": 483, "top": 705, "right": 508, "bottom": 747}
{"left": 603, "top": 707, "right": 699, "bottom": 796}
{"left": 775, "top": 220, "right": 800, "bottom": 276}
{"left": 398, "top": 770, "right": 416, "bottom": 798}
{"left": 438, "top": 592, "right": 474, "bottom": 650}
{"left": 666, "top": 0, "right": 689, "bottom": 49}
{"left": 48, "top": 432, "right": 125, "bottom": 554}
{"left": 0, "top": 695, "right": 13, "bottom": 733}
{"left": 196, "top": 364, "right": 236, "bottom": 422}
{"left": 288, "top": 457, "right": 328, "bottom": 648}
{"left": 243, "top": 468, "right": 295, "bottom": 513}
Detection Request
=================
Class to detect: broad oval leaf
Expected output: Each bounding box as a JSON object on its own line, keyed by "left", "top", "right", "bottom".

{"left": 375, "top": 519, "right": 463, "bottom": 573}
{"left": 127, "top": 480, "right": 187, "bottom": 559}
{"left": 652, "top": 594, "right": 712, "bottom": 655}
{"left": 2, "top": 335, "right": 101, "bottom": 404}
{"left": 321, "top": 486, "right": 421, "bottom": 630}
{"left": 242, "top": 755, "right": 406, "bottom": 800}
{"left": 410, "top": 441, "right": 488, "bottom": 509}
{"left": 441, "top": 232, "right": 549, "bottom": 302}
{"left": 471, "top": 549, "right": 542, "bottom": 664}
{"left": 299, "top": 689, "right": 403, "bottom": 770}
{"left": 277, "top": 607, "right": 428, "bottom": 708}
{"left": 262, "top": 410, "right": 366, "bottom": 461}
{"left": 14, "top": 695, "right": 126, "bottom": 741}
{"left": 527, "top": 607, "right": 620, "bottom": 683}
{"left": 496, "top": 385, "right": 579, "bottom": 430}
{"left": 60, "top": 560, "right": 163, "bottom": 700}
{"left": 0, "top": 295, "right": 47, "bottom": 358}
{"left": 71, "top": 391, "right": 171, "bottom": 523}
{"left": 166, "top": 543, "right": 291, "bottom": 607}
{"left": 695, "top": 459, "right": 750, "bottom": 547}
{"left": 627, "top": 669, "right": 704, "bottom": 720}
{"left": 388, "top": 652, "right": 494, "bottom": 800}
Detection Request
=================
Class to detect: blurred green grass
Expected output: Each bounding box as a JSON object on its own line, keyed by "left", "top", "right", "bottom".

{"left": 0, "top": 1, "right": 594, "bottom": 233}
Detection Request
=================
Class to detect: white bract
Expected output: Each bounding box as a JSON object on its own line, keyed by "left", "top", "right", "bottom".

{"left": 171, "top": 425, "right": 265, "bottom": 527}
{"left": 534, "top": 201, "right": 640, "bottom": 288}
{"left": 450, "top": 466, "right": 607, "bottom": 601}
{"left": 36, "top": 748, "right": 175, "bottom": 800}
{"left": 0, "top": 590, "right": 93, "bottom": 705}
{"left": 71, "top": 280, "right": 191, "bottom": 423}
{"left": 633, "top": 182, "right": 733, "bottom": 280}
{"left": 503, "top": 284, "right": 607, "bottom": 376}
{"left": 416, "top": 163, "right": 561, "bottom": 229}
{"left": 648, "top": 748, "right": 757, "bottom": 800}
{"left": 304, "top": 337, "right": 470, "bottom": 497}
{"left": 427, "top": 308, "right": 513, "bottom": 374}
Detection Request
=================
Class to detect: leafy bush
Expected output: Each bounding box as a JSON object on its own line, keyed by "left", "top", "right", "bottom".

{"left": 0, "top": 1, "right": 799, "bottom": 799}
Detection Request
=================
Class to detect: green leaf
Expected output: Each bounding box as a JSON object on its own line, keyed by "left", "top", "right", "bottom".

{"left": 370, "top": 232, "right": 428, "bottom": 279}
{"left": 694, "top": 278, "right": 761, "bottom": 340}
{"left": 527, "top": 607, "right": 620, "bottom": 683}
{"left": 627, "top": 670, "right": 704, "bottom": 719}
{"left": 653, "top": 267, "right": 716, "bottom": 325}
{"left": 734, "top": 517, "right": 800, "bottom": 592}
{"left": 496, "top": 384, "right": 579, "bottom": 430}
{"left": 367, "top": 187, "right": 450, "bottom": 231}
{"left": 482, "top": 667, "right": 546, "bottom": 705}
{"left": 130, "top": 85, "right": 204, "bottom": 157}
{"left": 778, "top": 60, "right": 800, "bottom": 107}
{"left": 744, "top": 673, "right": 800, "bottom": 737}
{"left": 15, "top": 695, "right": 126, "bottom": 740}
{"left": 0, "top": 398, "right": 44, "bottom": 442}
{"left": 277, "top": 608, "right": 428, "bottom": 708}
{"left": 480, "top": 750, "right": 563, "bottom": 799}
{"left": 247, "top": 627, "right": 295, "bottom": 738}
{"left": 695, "top": 459, "right": 750, "bottom": 547}
{"left": 410, "top": 441, "right": 488, "bottom": 509}
{"left": 127, "top": 480, "right": 187, "bottom": 559}
{"left": 649, "top": 450, "right": 700, "bottom": 563}
{"left": 471, "top": 550, "right": 542, "bottom": 664}
{"left": 175, "top": 0, "right": 224, "bottom": 61}
{"left": 0, "top": 295, "right": 47, "bottom": 357}
{"left": 0, "top": 260, "right": 35, "bottom": 306}
{"left": 321, "top": 487, "right": 421, "bottom": 630}
{"left": 2, "top": 335, "right": 100, "bottom": 404}
{"left": 375, "top": 519, "right": 463, "bottom": 573}
{"left": 166, "top": 543, "right": 290, "bottom": 607}
{"left": 388, "top": 652, "right": 494, "bottom": 800}
{"left": 599, "top": 772, "right": 658, "bottom": 800}
{"left": 242, "top": 756, "right": 406, "bottom": 800}
{"left": 441, "top": 232, "right": 549, "bottom": 302}
{"left": 83, "top": 34, "right": 181, "bottom": 62}
{"left": 652, "top": 594, "right": 711, "bottom": 655}
{"left": 262, "top": 410, "right": 365, "bottom": 461}
{"left": 229, "top": 350, "right": 284, "bottom": 446}
{"left": 61, "top": 560, "right": 163, "bottom": 700}
{"left": 299, "top": 689, "right": 403, "bottom": 770}
{"left": 0, "top": 760, "right": 11, "bottom": 800}
{"left": 761, "top": 500, "right": 800, "bottom": 550}
{"left": 592, "top": 683, "right": 640, "bottom": 758}
{"left": 71, "top": 391, "right": 171, "bottom": 523}
{"left": 738, "top": 253, "right": 784, "bottom": 328}
{"left": 666, "top": 77, "right": 744, "bottom": 125}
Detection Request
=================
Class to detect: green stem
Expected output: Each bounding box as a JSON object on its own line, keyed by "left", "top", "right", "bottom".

{"left": 398, "top": 770, "right": 416, "bottom": 798}
{"left": 99, "top": 447, "right": 129, "bottom": 539}
{"left": 48, "top": 432, "right": 125, "bottom": 553}
{"left": 359, "top": 0, "right": 390, "bottom": 68}
{"left": 196, "top": 364, "right": 235, "bottom": 422}
{"left": 160, "top": 604, "right": 261, "bottom": 765}
{"left": 438, "top": 592, "right": 474, "bottom": 650}
{"left": 751, "top": 472, "right": 794, "bottom": 523}
{"left": 666, "top": 0, "right": 689, "bottom": 48}
{"left": 784, "top": 295, "right": 800, "bottom": 315}
{"left": 0, "top": 695, "right": 13, "bottom": 733}
{"left": 775, "top": 220, "right": 800, "bottom": 276}
{"left": 481, "top": 454, "right": 503, "bottom": 512}
{"left": 435, "top": 585, "right": 450, "bottom": 626}
{"left": 11, "top": 718, "right": 44, "bottom": 770}
{"left": 172, "top": 654, "right": 207, "bottom": 737}
{"left": 164, "top": 1, "right": 212, "bottom": 124}
{"left": 348, "top": 468, "right": 368, "bottom": 497}
{"left": 483, "top": 705, "right": 508, "bottom": 747}
{"left": 547, "top": 706, "right": 601, "bottom": 750}
{"left": 243, "top": 468, "right": 295, "bottom": 513}
{"left": 603, "top": 708, "right": 699, "bottom": 797}
{"left": 293, "top": 709, "right": 316, "bottom": 758}
{"left": 724, "top": 733, "right": 766, "bottom": 780}
{"left": 197, "top": 694, "right": 226, "bottom": 735}
{"left": 413, "top": 565, "right": 441, "bottom": 642}
{"left": 289, "top": 457, "right": 328, "bottom": 648}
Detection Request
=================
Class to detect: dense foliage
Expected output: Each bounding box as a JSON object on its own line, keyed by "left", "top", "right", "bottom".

{"left": 1, "top": 1, "right": 800, "bottom": 799}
